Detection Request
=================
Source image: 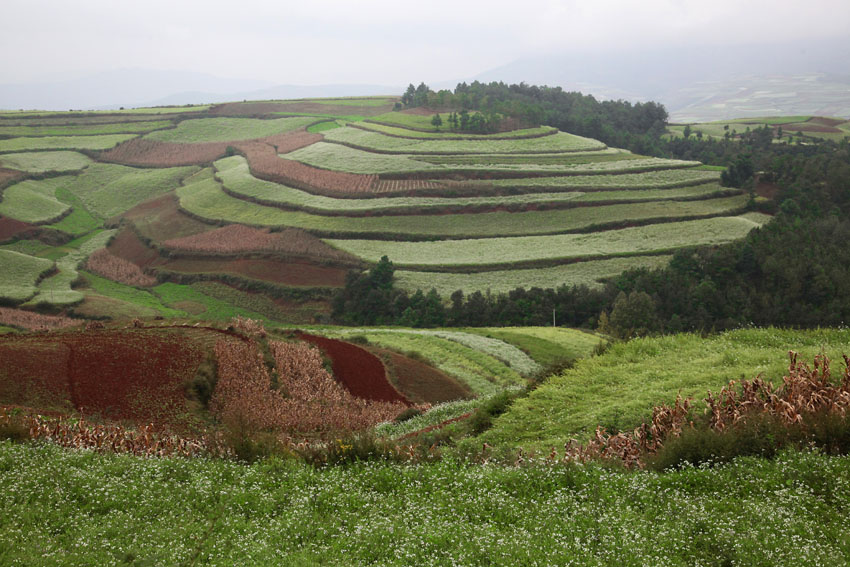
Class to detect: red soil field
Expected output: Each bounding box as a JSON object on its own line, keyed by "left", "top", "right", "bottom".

{"left": 120, "top": 193, "right": 211, "bottom": 242}
{"left": 297, "top": 333, "right": 410, "bottom": 404}
{"left": 243, "top": 141, "right": 377, "bottom": 194}
{"left": 0, "top": 167, "right": 23, "bottom": 185}
{"left": 99, "top": 138, "right": 229, "bottom": 167}
{"left": 0, "top": 307, "right": 79, "bottom": 331}
{"left": 808, "top": 117, "right": 847, "bottom": 128}
{"left": 0, "top": 338, "right": 73, "bottom": 411}
{"left": 0, "top": 328, "right": 208, "bottom": 426}
{"left": 373, "top": 347, "right": 473, "bottom": 404}
{"left": 106, "top": 227, "right": 165, "bottom": 269}
{"left": 162, "top": 224, "right": 360, "bottom": 265}
{"left": 0, "top": 215, "right": 38, "bottom": 242}
{"left": 781, "top": 122, "right": 842, "bottom": 134}
{"left": 159, "top": 257, "right": 348, "bottom": 288}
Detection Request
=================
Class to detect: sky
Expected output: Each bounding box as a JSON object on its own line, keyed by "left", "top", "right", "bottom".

{"left": 2, "top": 0, "right": 850, "bottom": 86}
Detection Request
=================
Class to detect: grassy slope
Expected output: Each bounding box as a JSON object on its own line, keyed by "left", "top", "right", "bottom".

{"left": 2, "top": 442, "right": 848, "bottom": 566}
{"left": 0, "top": 134, "right": 136, "bottom": 152}
{"left": 463, "top": 327, "right": 604, "bottom": 367}
{"left": 483, "top": 328, "right": 850, "bottom": 451}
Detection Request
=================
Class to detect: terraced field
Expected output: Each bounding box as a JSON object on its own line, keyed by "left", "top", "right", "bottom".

{"left": 0, "top": 97, "right": 769, "bottom": 312}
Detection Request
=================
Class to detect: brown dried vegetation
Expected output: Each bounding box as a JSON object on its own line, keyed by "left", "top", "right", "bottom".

{"left": 0, "top": 307, "right": 79, "bottom": 331}
{"left": 84, "top": 248, "right": 157, "bottom": 286}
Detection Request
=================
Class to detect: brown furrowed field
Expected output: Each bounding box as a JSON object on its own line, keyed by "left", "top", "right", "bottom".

{"left": 106, "top": 227, "right": 166, "bottom": 269}
{"left": 158, "top": 257, "right": 349, "bottom": 288}
{"left": 99, "top": 138, "right": 230, "bottom": 167}
{"left": 162, "top": 224, "right": 361, "bottom": 264}
{"left": 373, "top": 347, "right": 473, "bottom": 404}
{"left": 84, "top": 248, "right": 158, "bottom": 287}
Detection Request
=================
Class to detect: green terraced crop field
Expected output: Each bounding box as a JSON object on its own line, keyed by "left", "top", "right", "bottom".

{"left": 354, "top": 121, "right": 557, "bottom": 139}
{"left": 0, "top": 120, "right": 172, "bottom": 137}
{"left": 0, "top": 134, "right": 136, "bottom": 152}
{"left": 0, "top": 176, "right": 73, "bottom": 223}
{"left": 216, "top": 156, "right": 731, "bottom": 214}
{"left": 492, "top": 168, "right": 720, "bottom": 190}
{"left": 144, "top": 116, "right": 316, "bottom": 143}
{"left": 326, "top": 213, "right": 770, "bottom": 268}
{"left": 282, "top": 142, "right": 440, "bottom": 174}
{"left": 394, "top": 255, "right": 675, "bottom": 295}
{"left": 183, "top": 168, "right": 749, "bottom": 238}
{"left": 0, "top": 250, "right": 55, "bottom": 303}
{"left": 0, "top": 151, "right": 92, "bottom": 172}
{"left": 322, "top": 126, "right": 607, "bottom": 154}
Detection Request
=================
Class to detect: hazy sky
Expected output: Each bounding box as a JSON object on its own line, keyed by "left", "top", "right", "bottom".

{"left": 2, "top": 0, "right": 849, "bottom": 85}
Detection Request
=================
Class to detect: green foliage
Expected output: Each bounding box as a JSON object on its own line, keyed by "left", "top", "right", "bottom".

{"left": 152, "top": 283, "right": 271, "bottom": 322}
{"left": 80, "top": 272, "right": 187, "bottom": 318}
{"left": 47, "top": 187, "right": 100, "bottom": 235}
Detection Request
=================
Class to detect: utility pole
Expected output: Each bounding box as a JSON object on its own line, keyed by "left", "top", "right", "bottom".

{"left": 552, "top": 308, "right": 556, "bottom": 327}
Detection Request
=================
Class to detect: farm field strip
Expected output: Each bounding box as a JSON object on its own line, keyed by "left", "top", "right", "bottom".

{"left": 394, "top": 255, "right": 674, "bottom": 295}
{"left": 417, "top": 149, "right": 630, "bottom": 165}
{"left": 465, "top": 327, "right": 605, "bottom": 368}
{"left": 0, "top": 176, "right": 73, "bottom": 223}
{"left": 64, "top": 163, "right": 200, "bottom": 218}
{"left": 0, "top": 113, "right": 189, "bottom": 126}
{"left": 282, "top": 142, "right": 699, "bottom": 176}
{"left": 182, "top": 169, "right": 750, "bottom": 239}
{"left": 321, "top": 127, "right": 607, "bottom": 154}
{"left": 0, "top": 134, "right": 137, "bottom": 153}
{"left": 0, "top": 120, "right": 172, "bottom": 137}
{"left": 216, "top": 156, "right": 724, "bottom": 214}
{"left": 491, "top": 168, "right": 721, "bottom": 190}
{"left": 0, "top": 250, "right": 55, "bottom": 302}
{"left": 325, "top": 213, "right": 770, "bottom": 267}
{"left": 354, "top": 121, "right": 557, "bottom": 139}
{"left": 26, "top": 230, "right": 117, "bottom": 306}
{"left": 332, "top": 328, "right": 541, "bottom": 375}
{"left": 0, "top": 151, "right": 93, "bottom": 172}
{"left": 143, "top": 117, "right": 316, "bottom": 143}
{"left": 323, "top": 330, "right": 523, "bottom": 395}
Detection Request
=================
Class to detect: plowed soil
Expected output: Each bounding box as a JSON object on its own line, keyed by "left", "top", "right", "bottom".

{"left": 107, "top": 227, "right": 165, "bottom": 269}
{"left": 0, "top": 215, "right": 38, "bottom": 242}
{"left": 159, "top": 258, "right": 348, "bottom": 287}
{"left": 0, "top": 328, "right": 208, "bottom": 425}
{"left": 372, "top": 347, "right": 473, "bottom": 404}
{"left": 297, "top": 333, "right": 409, "bottom": 404}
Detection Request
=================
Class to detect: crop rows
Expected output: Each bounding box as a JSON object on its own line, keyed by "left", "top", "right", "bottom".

{"left": 492, "top": 168, "right": 721, "bottom": 190}
{"left": 0, "top": 120, "right": 172, "bottom": 137}
{"left": 0, "top": 113, "right": 188, "bottom": 126}
{"left": 0, "top": 306, "right": 79, "bottom": 330}
{"left": 394, "top": 255, "right": 675, "bottom": 295}
{"left": 0, "top": 134, "right": 137, "bottom": 153}
{"left": 0, "top": 176, "right": 72, "bottom": 223}
{"left": 83, "top": 248, "right": 157, "bottom": 287}
{"left": 0, "top": 151, "right": 92, "bottom": 172}
{"left": 324, "top": 213, "right": 770, "bottom": 268}
{"left": 181, "top": 171, "right": 750, "bottom": 239}
{"left": 161, "top": 223, "right": 359, "bottom": 264}
{"left": 144, "top": 117, "right": 316, "bottom": 143}
{"left": 322, "top": 127, "right": 607, "bottom": 154}
{"left": 0, "top": 250, "right": 55, "bottom": 303}
{"left": 242, "top": 142, "right": 376, "bottom": 193}
{"left": 326, "top": 330, "right": 523, "bottom": 395}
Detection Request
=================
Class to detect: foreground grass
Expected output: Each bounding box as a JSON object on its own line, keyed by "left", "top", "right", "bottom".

{"left": 1, "top": 442, "right": 848, "bottom": 566}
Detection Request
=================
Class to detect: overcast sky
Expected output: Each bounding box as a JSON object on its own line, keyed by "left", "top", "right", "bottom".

{"left": 2, "top": 0, "right": 849, "bottom": 86}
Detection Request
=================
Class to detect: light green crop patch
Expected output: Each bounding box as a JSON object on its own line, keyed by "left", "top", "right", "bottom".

{"left": 0, "top": 134, "right": 136, "bottom": 152}
{"left": 144, "top": 116, "right": 316, "bottom": 143}
{"left": 0, "top": 176, "right": 73, "bottom": 223}
{"left": 0, "top": 250, "right": 55, "bottom": 302}
{"left": 0, "top": 151, "right": 92, "bottom": 172}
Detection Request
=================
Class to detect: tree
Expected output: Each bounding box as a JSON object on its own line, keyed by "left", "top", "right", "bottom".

{"left": 683, "top": 125, "right": 691, "bottom": 139}
{"left": 401, "top": 84, "right": 416, "bottom": 106}
{"left": 431, "top": 114, "right": 443, "bottom": 131}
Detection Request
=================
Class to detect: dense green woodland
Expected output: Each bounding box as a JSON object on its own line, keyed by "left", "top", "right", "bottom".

{"left": 335, "top": 82, "right": 850, "bottom": 335}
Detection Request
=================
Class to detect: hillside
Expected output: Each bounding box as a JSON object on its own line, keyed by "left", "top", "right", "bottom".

{"left": 0, "top": 97, "right": 768, "bottom": 325}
